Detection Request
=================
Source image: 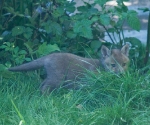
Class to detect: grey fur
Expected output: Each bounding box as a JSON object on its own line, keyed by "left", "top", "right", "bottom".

{"left": 9, "top": 45, "right": 130, "bottom": 93}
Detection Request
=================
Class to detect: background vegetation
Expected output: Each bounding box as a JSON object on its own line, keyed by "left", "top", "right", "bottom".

{"left": 0, "top": 0, "right": 149, "bottom": 67}
{"left": 0, "top": 0, "right": 150, "bottom": 124}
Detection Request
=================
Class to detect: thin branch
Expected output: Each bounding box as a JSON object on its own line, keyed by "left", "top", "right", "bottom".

{"left": 102, "top": 24, "right": 115, "bottom": 44}
{"left": 144, "top": 11, "right": 150, "bottom": 65}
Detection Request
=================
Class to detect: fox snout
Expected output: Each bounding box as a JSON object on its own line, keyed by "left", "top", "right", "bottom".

{"left": 109, "top": 64, "right": 127, "bottom": 74}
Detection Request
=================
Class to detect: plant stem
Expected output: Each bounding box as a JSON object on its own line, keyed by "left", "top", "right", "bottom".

{"left": 144, "top": 11, "right": 150, "bottom": 65}
{"left": 102, "top": 25, "right": 115, "bottom": 44}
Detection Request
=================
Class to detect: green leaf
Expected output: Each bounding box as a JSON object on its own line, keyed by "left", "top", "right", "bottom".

{"left": 124, "top": 37, "right": 142, "bottom": 47}
{"left": 138, "top": 7, "right": 150, "bottom": 12}
{"left": 81, "top": 27, "right": 93, "bottom": 39}
{"left": 5, "top": 48, "right": 10, "bottom": 51}
{"left": 65, "top": 2, "right": 76, "bottom": 13}
{"left": 25, "top": 58, "right": 32, "bottom": 62}
{"left": 0, "top": 64, "right": 7, "bottom": 71}
{"left": 77, "top": 6, "right": 88, "bottom": 12}
{"left": 52, "top": 22, "right": 62, "bottom": 35}
{"left": 42, "top": 21, "right": 52, "bottom": 33}
{"left": 127, "top": 10, "right": 141, "bottom": 31}
{"left": 91, "top": 16, "right": 99, "bottom": 22}
{"left": 37, "top": 43, "right": 60, "bottom": 57}
{"left": 73, "top": 19, "right": 93, "bottom": 39}
{"left": 0, "top": 64, "right": 14, "bottom": 78}
{"left": 52, "top": 7, "right": 65, "bottom": 18}
{"left": 23, "top": 27, "right": 33, "bottom": 39}
{"left": 99, "top": 14, "right": 110, "bottom": 25}
{"left": 67, "top": 31, "right": 77, "bottom": 38}
{"left": 4, "top": 7, "right": 15, "bottom": 14}
{"left": 90, "top": 40, "right": 102, "bottom": 51}
{"left": 24, "top": 42, "right": 34, "bottom": 54}
{"left": 0, "top": 45, "right": 7, "bottom": 49}
{"left": 95, "top": 0, "right": 108, "bottom": 6}
{"left": 14, "top": 47, "right": 19, "bottom": 54}
{"left": 12, "top": 26, "right": 25, "bottom": 36}
{"left": 19, "top": 50, "right": 27, "bottom": 55}
{"left": 42, "top": 21, "right": 62, "bottom": 35}
{"left": 5, "top": 42, "right": 11, "bottom": 47}
{"left": 121, "top": 12, "right": 128, "bottom": 20}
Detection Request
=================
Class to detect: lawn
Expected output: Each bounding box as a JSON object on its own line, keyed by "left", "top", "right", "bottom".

{"left": 0, "top": 70, "right": 150, "bottom": 125}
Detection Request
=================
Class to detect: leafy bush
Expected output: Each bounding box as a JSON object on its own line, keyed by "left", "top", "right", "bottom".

{"left": 0, "top": 0, "right": 149, "bottom": 69}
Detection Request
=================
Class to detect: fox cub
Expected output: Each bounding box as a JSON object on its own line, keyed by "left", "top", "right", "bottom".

{"left": 9, "top": 44, "right": 130, "bottom": 93}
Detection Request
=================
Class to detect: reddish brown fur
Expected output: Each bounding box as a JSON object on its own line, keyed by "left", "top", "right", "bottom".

{"left": 9, "top": 44, "right": 130, "bottom": 93}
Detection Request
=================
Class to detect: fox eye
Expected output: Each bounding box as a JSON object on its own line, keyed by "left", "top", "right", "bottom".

{"left": 122, "top": 63, "right": 126, "bottom": 67}
{"left": 111, "top": 64, "right": 116, "bottom": 67}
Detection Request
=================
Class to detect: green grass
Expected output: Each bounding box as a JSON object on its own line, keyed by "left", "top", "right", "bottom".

{"left": 0, "top": 70, "right": 150, "bottom": 125}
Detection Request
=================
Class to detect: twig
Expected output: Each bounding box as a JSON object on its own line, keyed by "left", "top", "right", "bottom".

{"left": 144, "top": 11, "right": 150, "bottom": 65}
{"left": 102, "top": 24, "right": 115, "bottom": 44}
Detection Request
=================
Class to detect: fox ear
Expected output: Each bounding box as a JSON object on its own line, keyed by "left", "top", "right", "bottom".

{"left": 101, "top": 45, "right": 110, "bottom": 58}
{"left": 121, "top": 44, "right": 130, "bottom": 56}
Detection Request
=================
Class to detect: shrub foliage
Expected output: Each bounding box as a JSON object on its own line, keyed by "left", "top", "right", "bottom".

{"left": 0, "top": 0, "right": 149, "bottom": 68}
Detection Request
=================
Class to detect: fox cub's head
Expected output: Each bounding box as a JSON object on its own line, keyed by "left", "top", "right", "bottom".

{"left": 101, "top": 44, "right": 130, "bottom": 74}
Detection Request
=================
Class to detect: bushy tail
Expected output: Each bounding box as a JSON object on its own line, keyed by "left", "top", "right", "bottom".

{"left": 8, "top": 57, "right": 45, "bottom": 72}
